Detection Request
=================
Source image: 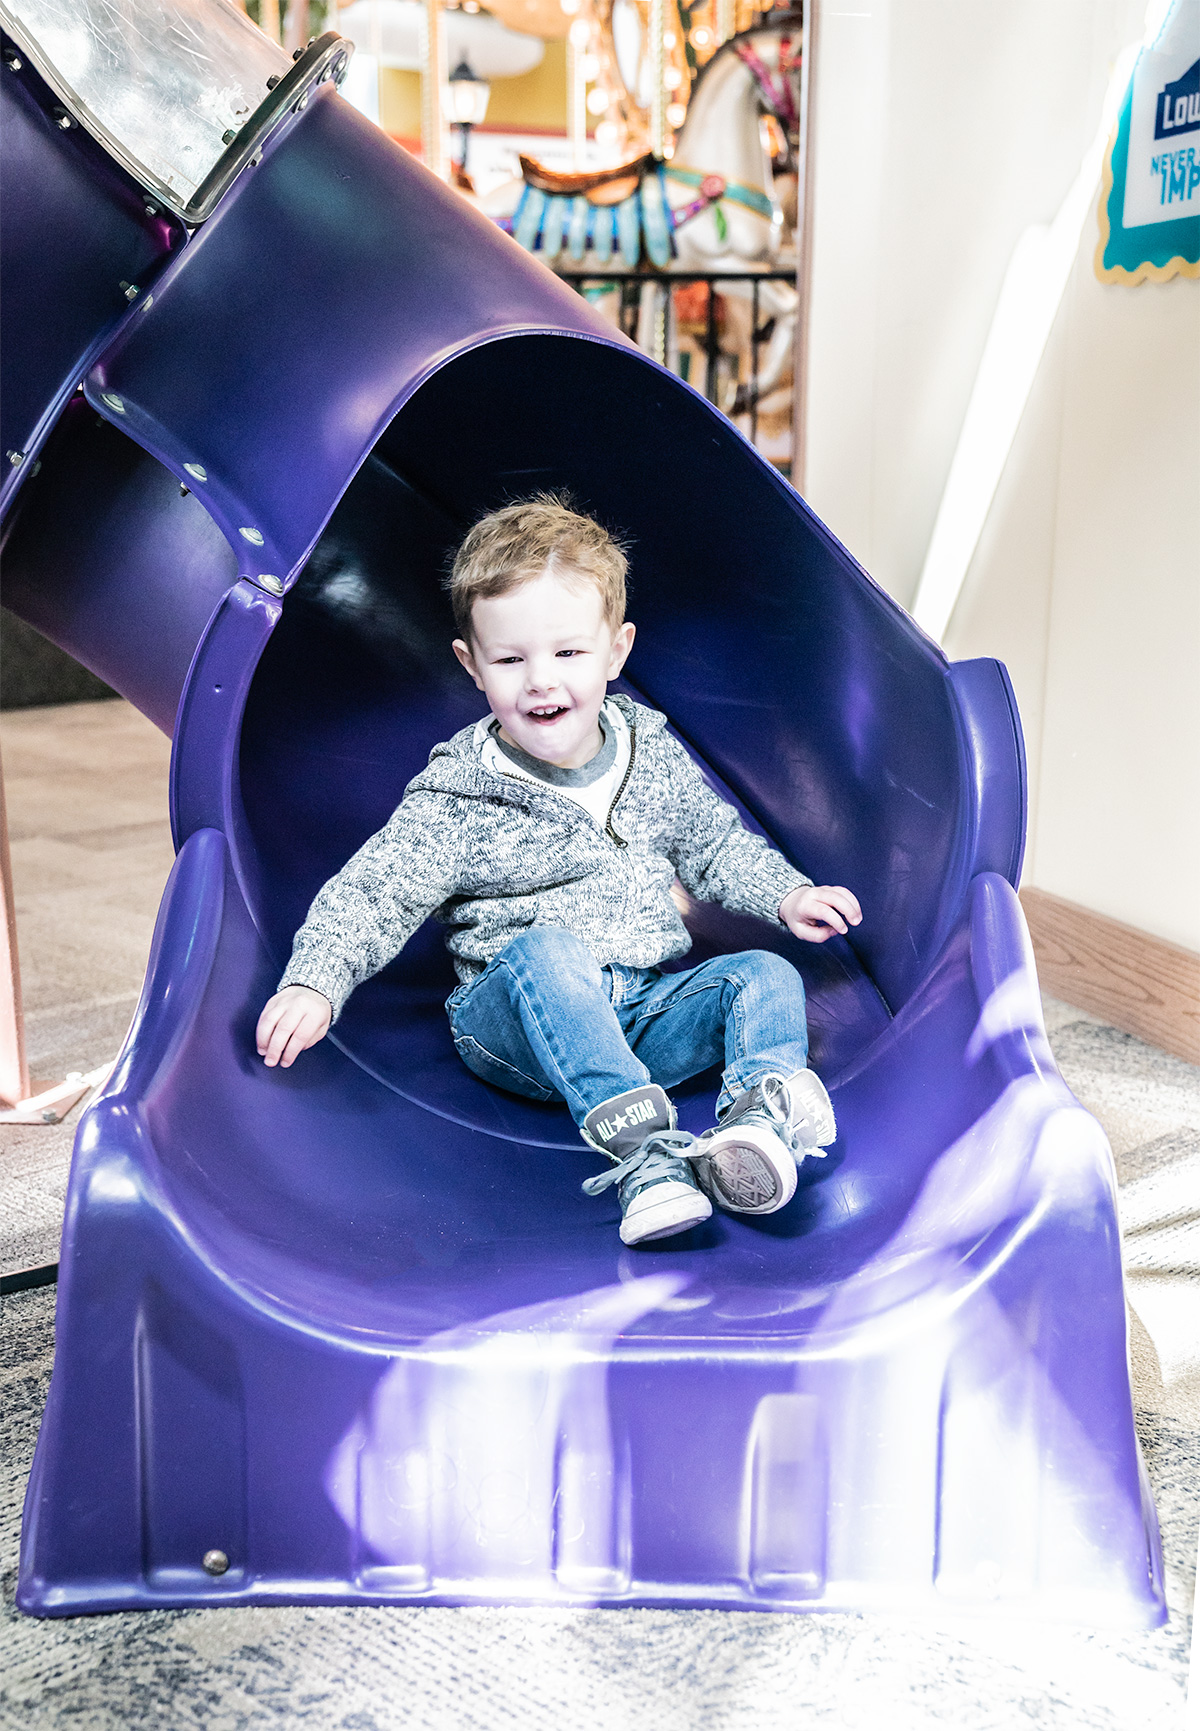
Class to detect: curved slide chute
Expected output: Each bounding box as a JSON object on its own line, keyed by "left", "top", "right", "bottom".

{"left": 0, "top": 2, "right": 1163, "bottom": 1622}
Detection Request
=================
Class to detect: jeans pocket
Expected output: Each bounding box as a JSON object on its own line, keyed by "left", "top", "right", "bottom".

{"left": 451, "top": 1033, "right": 558, "bottom": 1102}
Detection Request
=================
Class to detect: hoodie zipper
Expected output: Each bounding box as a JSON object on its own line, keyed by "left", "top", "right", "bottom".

{"left": 483, "top": 712, "right": 636, "bottom": 847}
{"left": 604, "top": 718, "right": 636, "bottom": 848}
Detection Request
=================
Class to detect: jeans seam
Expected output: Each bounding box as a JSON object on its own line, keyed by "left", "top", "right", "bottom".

{"left": 728, "top": 984, "right": 748, "bottom": 1070}
{"left": 624, "top": 970, "right": 741, "bottom": 1031}
{"left": 452, "top": 1032, "right": 557, "bottom": 1100}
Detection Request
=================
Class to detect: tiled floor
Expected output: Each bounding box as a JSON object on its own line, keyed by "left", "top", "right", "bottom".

{"left": 1, "top": 699, "right": 174, "bottom": 1274}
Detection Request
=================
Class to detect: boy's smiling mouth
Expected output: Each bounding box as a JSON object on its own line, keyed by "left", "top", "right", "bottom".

{"left": 526, "top": 705, "right": 569, "bottom": 723}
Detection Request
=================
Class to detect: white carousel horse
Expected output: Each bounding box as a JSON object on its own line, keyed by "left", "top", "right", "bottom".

{"left": 481, "top": 21, "right": 801, "bottom": 406}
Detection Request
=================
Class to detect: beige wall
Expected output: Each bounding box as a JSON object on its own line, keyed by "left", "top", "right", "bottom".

{"left": 483, "top": 38, "right": 567, "bottom": 131}
{"left": 803, "top": 0, "right": 1144, "bottom": 610}
{"left": 945, "top": 244, "right": 1200, "bottom": 952}
{"left": 802, "top": 0, "right": 1200, "bottom": 951}
{"left": 380, "top": 40, "right": 568, "bottom": 142}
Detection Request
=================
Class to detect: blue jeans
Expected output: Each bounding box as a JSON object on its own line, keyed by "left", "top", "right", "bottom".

{"left": 446, "top": 927, "right": 809, "bottom": 1128}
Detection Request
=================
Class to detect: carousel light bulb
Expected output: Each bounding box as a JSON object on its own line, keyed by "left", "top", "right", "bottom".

{"left": 691, "top": 26, "right": 710, "bottom": 46}
{"left": 663, "top": 29, "right": 677, "bottom": 48}
{"left": 559, "top": 0, "right": 581, "bottom": 12}
{"left": 586, "top": 86, "right": 610, "bottom": 113}
{"left": 580, "top": 52, "right": 599, "bottom": 80}
{"left": 666, "top": 101, "right": 687, "bottom": 127}
{"left": 568, "top": 17, "right": 591, "bottom": 46}
{"left": 595, "top": 119, "right": 619, "bottom": 144}
{"left": 663, "top": 65, "right": 683, "bottom": 90}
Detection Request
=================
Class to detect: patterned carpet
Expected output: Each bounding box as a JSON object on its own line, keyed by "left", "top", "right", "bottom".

{"left": 0, "top": 705, "right": 1195, "bottom": 1727}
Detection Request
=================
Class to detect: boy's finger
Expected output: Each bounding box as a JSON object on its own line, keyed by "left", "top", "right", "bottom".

{"left": 256, "top": 1007, "right": 283, "bottom": 1056}
{"left": 264, "top": 1008, "right": 304, "bottom": 1066}
{"left": 277, "top": 1031, "right": 303, "bottom": 1069}
{"left": 811, "top": 902, "right": 848, "bottom": 934}
{"left": 282, "top": 1017, "right": 322, "bottom": 1067}
{"left": 823, "top": 886, "right": 862, "bottom": 923}
{"left": 797, "top": 921, "right": 833, "bottom": 943}
{"left": 285, "top": 1011, "right": 327, "bottom": 1066}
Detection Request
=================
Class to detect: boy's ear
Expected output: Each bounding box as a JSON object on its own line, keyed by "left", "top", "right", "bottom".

{"left": 607, "top": 621, "right": 636, "bottom": 679}
{"left": 452, "top": 638, "right": 486, "bottom": 690}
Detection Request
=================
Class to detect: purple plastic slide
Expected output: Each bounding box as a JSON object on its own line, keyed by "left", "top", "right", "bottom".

{"left": 1, "top": 4, "right": 1164, "bottom": 1623}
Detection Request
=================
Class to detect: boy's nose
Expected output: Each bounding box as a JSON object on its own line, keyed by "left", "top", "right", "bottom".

{"left": 525, "top": 662, "right": 562, "bottom": 693}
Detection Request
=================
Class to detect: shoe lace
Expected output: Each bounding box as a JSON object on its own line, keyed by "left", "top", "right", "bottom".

{"left": 581, "top": 1130, "right": 698, "bottom": 1197}
{"left": 723, "top": 1074, "right": 828, "bottom": 1160}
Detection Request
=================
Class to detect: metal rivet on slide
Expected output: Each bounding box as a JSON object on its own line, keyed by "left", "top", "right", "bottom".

{"left": 239, "top": 527, "right": 264, "bottom": 546}
{"left": 183, "top": 463, "right": 207, "bottom": 482}
{"left": 100, "top": 393, "right": 125, "bottom": 414}
{"left": 258, "top": 574, "right": 284, "bottom": 594}
{"left": 6, "top": 450, "right": 24, "bottom": 467}
{"left": 202, "top": 1549, "right": 229, "bottom": 1576}
{"left": 141, "top": 294, "right": 154, "bottom": 311}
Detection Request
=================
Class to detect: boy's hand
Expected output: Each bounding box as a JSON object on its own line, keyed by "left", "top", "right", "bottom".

{"left": 256, "top": 985, "right": 332, "bottom": 1068}
{"left": 779, "top": 884, "right": 862, "bottom": 944}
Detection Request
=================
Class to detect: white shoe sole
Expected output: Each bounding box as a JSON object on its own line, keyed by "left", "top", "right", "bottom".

{"left": 620, "top": 1182, "right": 712, "bottom": 1246}
{"left": 696, "top": 1124, "right": 798, "bottom": 1215}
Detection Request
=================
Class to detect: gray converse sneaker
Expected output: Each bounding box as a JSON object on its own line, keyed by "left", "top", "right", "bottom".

{"left": 581, "top": 1084, "right": 712, "bottom": 1246}
{"left": 692, "top": 1069, "right": 836, "bottom": 1216}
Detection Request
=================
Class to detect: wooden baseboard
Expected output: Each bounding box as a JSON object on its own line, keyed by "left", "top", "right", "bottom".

{"left": 1020, "top": 887, "right": 1200, "bottom": 1065}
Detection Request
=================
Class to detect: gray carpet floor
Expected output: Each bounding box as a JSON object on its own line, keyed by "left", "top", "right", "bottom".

{"left": 0, "top": 702, "right": 1196, "bottom": 1729}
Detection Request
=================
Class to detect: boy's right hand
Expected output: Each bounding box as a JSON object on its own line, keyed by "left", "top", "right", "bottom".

{"left": 256, "top": 985, "right": 332, "bottom": 1068}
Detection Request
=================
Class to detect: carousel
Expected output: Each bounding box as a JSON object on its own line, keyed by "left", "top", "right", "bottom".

{"left": 333, "top": 0, "right": 807, "bottom": 468}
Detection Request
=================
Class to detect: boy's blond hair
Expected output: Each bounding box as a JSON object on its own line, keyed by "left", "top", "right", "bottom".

{"left": 446, "top": 494, "right": 627, "bottom": 641}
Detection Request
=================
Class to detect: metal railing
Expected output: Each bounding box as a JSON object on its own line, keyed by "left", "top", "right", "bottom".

{"left": 555, "top": 267, "right": 797, "bottom": 467}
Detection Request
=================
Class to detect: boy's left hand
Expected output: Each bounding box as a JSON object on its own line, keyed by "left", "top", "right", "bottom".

{"left": 779, "top": 884, "right": 862, "bottom": 943}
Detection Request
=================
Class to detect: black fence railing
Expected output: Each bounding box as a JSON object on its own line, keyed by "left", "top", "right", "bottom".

{"left": 555, "top": 268, "right": 797, "bottom": 469}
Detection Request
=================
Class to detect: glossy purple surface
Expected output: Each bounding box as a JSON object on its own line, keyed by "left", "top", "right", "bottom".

{"left": 6, "top": 67, "right": 1163, "bottom": 1624}
{"left": 0, "top": 36, "right": 184, "bottom": 520}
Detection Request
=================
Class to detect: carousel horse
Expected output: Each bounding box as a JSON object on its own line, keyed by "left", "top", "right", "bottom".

{"left": 487, "top": 21, "right": 798, "bottom": 270}
{"left": 483, "top": 19, "right": 802, "bottom": 410}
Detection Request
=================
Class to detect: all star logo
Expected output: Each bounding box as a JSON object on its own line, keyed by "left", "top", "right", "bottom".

{"left": 593, "top": 1095, "right": 659, "bottom": 1144}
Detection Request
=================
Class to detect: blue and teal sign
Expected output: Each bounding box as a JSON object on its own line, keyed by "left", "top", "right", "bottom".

{"left": 1096, "top": 0, "right": 1200, "bottom": 283}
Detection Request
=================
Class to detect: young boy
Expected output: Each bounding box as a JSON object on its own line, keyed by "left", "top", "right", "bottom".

{"left": 257, "top": 497, "right": 862, "bottom": 1247}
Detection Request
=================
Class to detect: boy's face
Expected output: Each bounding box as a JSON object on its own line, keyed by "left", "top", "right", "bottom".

{"left": 453, "top": 566, "right": 635, "bottom": 768}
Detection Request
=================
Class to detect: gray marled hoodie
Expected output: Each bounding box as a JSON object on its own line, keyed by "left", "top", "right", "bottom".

{"left": 281, "top": 695, "right": 811, "bottom": 1017}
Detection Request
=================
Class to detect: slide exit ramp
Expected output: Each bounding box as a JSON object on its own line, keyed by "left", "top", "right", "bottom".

{"left": 0, "top": 0, "right": 1163, "bottom": 1623}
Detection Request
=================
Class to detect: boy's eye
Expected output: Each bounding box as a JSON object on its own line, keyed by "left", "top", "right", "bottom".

{"left": 494, "top": 655, "right": 522, "bottom": 665}
{"left": 556, "top": 649, "right": 583, "bottom": 658}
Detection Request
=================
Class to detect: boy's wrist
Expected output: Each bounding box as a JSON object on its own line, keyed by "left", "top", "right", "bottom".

{"left": 278, "top": 969, "right": 339, "bottom": 1018}
{"left": 778, "top": 879, "right": 814, "bottom": 920}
